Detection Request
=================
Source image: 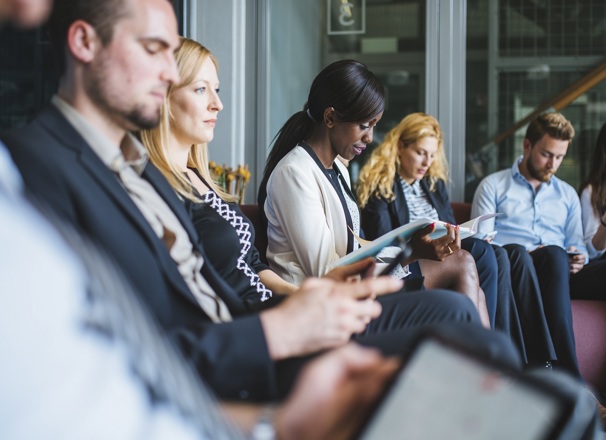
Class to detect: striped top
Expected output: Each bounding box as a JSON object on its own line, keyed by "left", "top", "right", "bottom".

{"left": 399, "top": 177, "right": 439, "bottom": 222}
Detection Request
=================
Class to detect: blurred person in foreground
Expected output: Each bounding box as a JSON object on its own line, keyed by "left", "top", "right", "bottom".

{"left": 1, "top": 0, "right": 512, "bottom": 407}
{"left": 0, "top": 1, "right": 399, "bottom": 438}
{"left": 0, "top": 0, "right": 601, "bottom": 437}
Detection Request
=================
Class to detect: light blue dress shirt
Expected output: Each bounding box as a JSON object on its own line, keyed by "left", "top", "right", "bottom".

{"left": 471, "top": 156, "right": 587, "bottom": 260}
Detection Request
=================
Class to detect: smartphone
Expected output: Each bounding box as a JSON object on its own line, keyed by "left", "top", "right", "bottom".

{"left": 482, "top": 231, "right": 498, "bottom": 241}
{"left": 378, "top": 238, "right": 412, "bottom": 276}
{"left": 566, "top": 250, "right": 583, "bottom": 256}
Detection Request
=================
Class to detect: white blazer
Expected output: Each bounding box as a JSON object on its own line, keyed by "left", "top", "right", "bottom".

{"left": 264, "top": 145, "right": 351, "bottom": 285}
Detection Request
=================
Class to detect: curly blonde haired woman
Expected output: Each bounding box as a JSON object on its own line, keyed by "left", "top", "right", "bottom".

{"left": 356, "top": 113, "right": 568, "bottom": 368}
{"left": 357, "top": 113, "right": 498, "bottom": 328}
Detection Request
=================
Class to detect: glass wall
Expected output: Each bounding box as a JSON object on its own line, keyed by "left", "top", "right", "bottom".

{"left": 0, "top": 26, "right": 56, "bottom": 129}
{"left": 0, "top": 0, "right": 186, "bottom": 130}
{"left": 465, "top": 0, "right": 606, "bottom": 200}
{"left": 266, "top": 0, "right": 427, "bottom": 182}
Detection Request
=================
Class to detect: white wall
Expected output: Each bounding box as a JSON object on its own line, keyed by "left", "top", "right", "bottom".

{"left": 187, "top": 0, "right": 247, "bottom": 179}
{"left": 186, "top": 0, "right": 323, "bottom": 202}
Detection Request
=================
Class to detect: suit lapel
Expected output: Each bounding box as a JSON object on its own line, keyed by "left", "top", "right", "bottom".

{"left": 39, "top": 107, "right": 203, "bottom": 307}
{"left": 40, "top": 107, "right": 151, "bottom": 228}
{"left": 143, "top": 165, "right": 199, "bottom": 241}
{"left": 40, "top": 106, "right": 246, "bottom": 315}
{"left": 421, "top": 179, "right": 455, "bottom": 223}
{"left": 391, "top": 175, "right": 411, "bottom": 225}
{"left": 421, "top": 179, "right": 440, "bottom": 212}
{"left": 143, "top": 155, "right": 247, "bottom": 315}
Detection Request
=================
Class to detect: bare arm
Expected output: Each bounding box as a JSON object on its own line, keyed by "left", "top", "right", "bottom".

{"left": 258, "top": 269, "right": 299, "bottom": 295}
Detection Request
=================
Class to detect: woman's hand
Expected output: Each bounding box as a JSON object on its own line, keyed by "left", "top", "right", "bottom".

{"left": 409, "top": 223, "right": 461, "bottom": 262}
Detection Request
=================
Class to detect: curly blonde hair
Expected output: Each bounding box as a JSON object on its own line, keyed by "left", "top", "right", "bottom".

{"left": 356, "top": 112, "right": 448, "bottom": 208}
{"left": 141, "top": 37, "right": 236, "bottom": 203}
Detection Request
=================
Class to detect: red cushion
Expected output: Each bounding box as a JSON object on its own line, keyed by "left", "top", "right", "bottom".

{"left": 451, "top": 202, "right": 472, "bottom": 224}
{"left": 572, "top": 300, "right": 606, "bottom": 390}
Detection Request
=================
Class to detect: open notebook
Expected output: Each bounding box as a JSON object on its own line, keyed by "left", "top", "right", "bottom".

{"left": 329, "top": 213, "right": 499, "bottom": 269}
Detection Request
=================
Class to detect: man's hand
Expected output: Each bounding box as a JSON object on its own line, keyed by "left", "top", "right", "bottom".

{"left": 410, "top": 223, "right": 461, "bottom": 262}
{"left": 567, "top": 246, "right": 585, "bottom": 274}
{"left": 260, "top": 276, "right": 403, "bottom": 360}
{"left": 274, "top": 343, "right": 400, "bottom": 440}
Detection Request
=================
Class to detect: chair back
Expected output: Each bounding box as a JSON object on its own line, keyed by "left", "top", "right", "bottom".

{"left": 239, "top": 204, "right": 268, "bottom": 264}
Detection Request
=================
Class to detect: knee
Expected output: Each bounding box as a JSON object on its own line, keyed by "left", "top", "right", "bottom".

{"left": 452, "top": 248, "right": 476, "bottom": 267}
{"left": 423, "top": 289, "right": 480, "bottom": 322}
{"left": 504, "top": 243, "right": 532, "bottom": 265}
{"left": 463, "top": 238, "right": 497, "bottom": 269}
{"left": 540, "top": 244, "right": 568, "bottom": 260}
{"left": 463, "top": 237, "right": 492, "bottom": 258}
{"left": 504, "top": 243, "right": 527, "bottom": 255}
{"left": 492, "top": 245, "right": 511, "bottom": 269}
{"left": 458, "top": 249, "right": 480, "bottom": 278}
{"left": 530, "top": 244, "right": 568, "bottom": 268}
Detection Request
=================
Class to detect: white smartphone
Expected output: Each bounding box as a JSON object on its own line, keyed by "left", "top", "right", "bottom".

{"left": 482, "top": 231, "right": 498, "bottom": 241}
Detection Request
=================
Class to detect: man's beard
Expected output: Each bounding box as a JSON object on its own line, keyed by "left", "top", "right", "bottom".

{"left": 526, "top": 157, "right": 554, "bottom": 182}
{"left": 85, "top": 58, "right": 162, "bottom": 131}
{"left": 124, "top": 105, "right": 162, "bottom": 130}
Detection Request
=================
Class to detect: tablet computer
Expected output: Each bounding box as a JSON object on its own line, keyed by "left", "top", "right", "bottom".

{"left": 357, "top": 334, "right": 574, "bottom": 440}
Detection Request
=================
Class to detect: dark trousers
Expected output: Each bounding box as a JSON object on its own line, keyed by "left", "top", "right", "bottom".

{"left": 491, "top": 245, "right": 528, "bottom": 363}
{"left": 502, "top": 244, "right": 557, "bottom": 367}
{"left": 461, "top": 237, "right": 498, "bottom": 327}
{"left": 354, "top": 289, "right": 522, "bottom": 368}
{"left": 277, "top": 289, "right": 522, "bottom": 397}
{"left": 504, "top": 244, "right": 580, "bottom": 378}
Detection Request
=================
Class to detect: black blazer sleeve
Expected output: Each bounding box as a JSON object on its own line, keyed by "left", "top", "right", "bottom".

{"left": 361, "top": 194, "right": 397, "bottom": 240}
{"left": 1, "top": 113, "right": 279, "bottom": 402}
{"left": 174, "top": 315, "right": 277, "bottom": 400}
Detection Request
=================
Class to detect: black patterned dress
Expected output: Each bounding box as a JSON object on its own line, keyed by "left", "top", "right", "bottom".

{"left": 187, "top": 189, "right": 273, "bottom": 311}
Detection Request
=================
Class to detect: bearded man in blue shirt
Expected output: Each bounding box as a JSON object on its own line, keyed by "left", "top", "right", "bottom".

{"left": 472, "top": 112, "right": 606, "bottom": 385}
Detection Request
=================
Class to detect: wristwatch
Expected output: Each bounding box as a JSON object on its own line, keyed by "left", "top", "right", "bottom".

{"left": 250, "top": 407, "right": 276, "bottom": 440}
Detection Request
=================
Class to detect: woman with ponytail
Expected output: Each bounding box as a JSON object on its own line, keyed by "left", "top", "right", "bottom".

{"left": 259, "top": 61, "right": 490, "bottom": 327}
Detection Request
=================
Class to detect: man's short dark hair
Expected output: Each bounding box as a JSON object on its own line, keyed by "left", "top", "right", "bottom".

{"left": 525, "top": 112, "right": 575, "bottom": 146}
{"left": 49, "top": 0, "right": 131, "bottom": 75}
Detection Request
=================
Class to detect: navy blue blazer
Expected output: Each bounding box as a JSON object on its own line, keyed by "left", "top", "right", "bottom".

{"left": 361, "top": 175, "right": 456, "bottom": 240}
{"left": 2, "top": 105, "right": 277, "bottom": 401}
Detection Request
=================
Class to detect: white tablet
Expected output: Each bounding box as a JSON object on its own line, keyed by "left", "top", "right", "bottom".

{"left": 358, "top": 335, "right": 573, "bottom": 440}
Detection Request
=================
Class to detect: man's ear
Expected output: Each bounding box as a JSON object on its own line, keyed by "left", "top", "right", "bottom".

{"left": 66, "top": 20, "right": 100, "bottom": 64}
{"left": 522, "top": 138, "right": 533, "bottom": 156}
{"left": 323, "top": 107, "right": 336, "bottom": 128}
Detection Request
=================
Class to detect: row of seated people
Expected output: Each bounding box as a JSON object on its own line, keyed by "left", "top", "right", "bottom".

{"left": 255, "top": 97, "right": 606, "bottom": 388}
{"left": 1, "top": 0, "right": 604, "bottom": 436}
{"left": 243, "top": 198, "right": 606, "bottom": 392}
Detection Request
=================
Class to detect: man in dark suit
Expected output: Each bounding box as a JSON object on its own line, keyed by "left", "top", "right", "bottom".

{"left": 2, "top": 0, "right": 519, "bottom": 402}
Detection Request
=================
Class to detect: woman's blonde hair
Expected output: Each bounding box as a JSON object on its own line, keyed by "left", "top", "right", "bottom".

{"left": 356, "top": 112, "right": 448, "bottom": 208}
{"left": 141, "top": 36, "right": 236, "bottom": 203}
